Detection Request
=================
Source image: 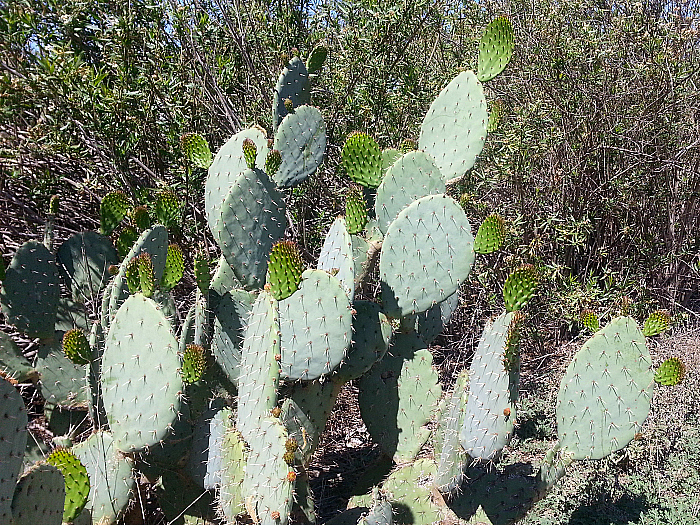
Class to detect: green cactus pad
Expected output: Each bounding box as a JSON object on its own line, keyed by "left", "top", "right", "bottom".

{"left": 182, "top": 344, "right": 207, "bottom": 384}
{"left": 116, "top": 226, "right": 138, "bottom": 259}
{"left": 360, "top": 489, "right": 393, "bottom": 525}
{"left": 557, "top": 316, "right": 654, "bottom": 460}
{"left": 418, "top": 71, "right": 487, "bottom": 184}
{"left": 218, "top": 425, "right": 248, "bottom": 521}
{"left": 36, "top": 334, "right": 89, "bottom": 408}
{"left": 281, "top": 379, "right": 341, "bottom": 464}
{"left": 161, "top": 243, "right": 184, "bottom": 292}
{"left": 435, "top": 370, "right": 470, "bottom": 495}
{"left": 73, "top": 430, "right": 135, "bottom": 524}
{"left": 242, "top": 417, "right": 295, "bottom": 525}
{"left": 375, "top": 151, "right": 447, "bottom": 235}
{"left": 654, "top": 357, "right": 686, "bottom": 386}
{"left": 379, "top": 194, "right": 475, "bottom": 317}
{"left": 265, "top": 149, "right": 283, "bottom": 180}
{"left": 0, "top": 330, "right": 37, "bottom": 383}
{"left": 273, "top": 56, "right": 311, "bottom": 132}
{"left": 358, "top": 332, "right": 442, "bottom": 462}
{"left": 11, "top": 463, "right": 65, "bottom": 525}
{"left": 415, "top": 291, "right": 460, "bottom": 345}
{"left": 273, "top": 105, "right": 326, "bottom": 188}
{"left": 154, "top": 190, "right": 181, "bottom": 229}
{"left": 1, "top": 240, "right": 60, "bottom": 339}
{"left": 212, "top": 168, "right": 287, "bottom": 288}
{"left": 318, "top": 217, "right": 356, "bottom": 300}
{"left": 137, "top": 252, "right": 156, "bottom": 298}
{"left": 101, "top": 294, "right": 182, "bottom": 452}
{"left": 579, "top": 309, "right": 600, "bottom": 332}
{"left": 459, "top": 312, "right": 519, "bottom": 461}
{"left": 46, "top": 448, "right": 90, "bottom": 523}
{"left": 205, "top": 127, "right": 268, "bottom": 228}
{"left": 279, "top": 269, "right": 353, "bottom": 380}
{"left": 210, "top": 256, "right": 242, "bottom": 307}
{"left": 194, "top": 251, "right": 211, "bottom": 295}
{"left": 503, "top": 264, "right": 538, "bottom": 312}
{"left": 181, "top": 132, "right": 213, "bottom": 169}
{"left": 211, "top": 289, "right": 256, "bottom": 387}
{"left": 345, "top": 185, "right": 368, "bottom": 235}
{"left": 342, "top": 132, "right": 383, "bottom": 188}
{"left": 306, "top": 45, "right": 328, "bottom": 74}
{"left": 381, "top": 148, "right": 402, "bottom": 175}
{"left": 57, "top": 231, "right": 119, "bottom": 303}
{"left": 473, "top": 213, "right": 506, "bottom": 254}
{"left": 268, "top": 241, "right": 304, "bottom": 301}
{"left": 642, "top": 309, "right": 671, "bottom": 337}
{"left": 125, "top": 255, "right": 141, "bottom": 294}
{"left": 131, "top": 205, "right": 151, "bottom": 231}
{"left": 335, "top": 301, "right": 392, "bottom": 383}
{"left": 0, "top": 376, "right": 28, "bottom": 522}
{"left": 487, "top": 99, "right": 504, "bottom": 133}
{"left": 236, "top": 291, "right": 281, "bottom": 442}
{"left": 87, "top": 321, "right": 106, "bottom": 427}
{"left": 100, "top": 191, "right": 130, "bottom": 236}
{"left": 62, "top": 328, "right": 91, "bottom": 365}
{"left": 477, "top": 16, "right": 514, "bottom": 82}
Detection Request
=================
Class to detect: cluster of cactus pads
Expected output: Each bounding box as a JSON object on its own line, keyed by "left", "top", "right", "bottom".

{"left": 0, "top": 18, "right": 687, "bottom": 525}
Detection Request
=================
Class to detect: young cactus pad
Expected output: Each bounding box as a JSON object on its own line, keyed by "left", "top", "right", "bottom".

{"left": 46, "top": 448, "right": 90, "bottom": 523}
{"left": 181, "top": 132, "right": 213, "bottom": 169}
{"left": 418, "top": 71, "right": 488, "bottom": 184}
{"left": 477, "top": 16, "right": 515, "bottom": 82}
{"left": 268, "top": 240, "right": 304, "bottom": 301}
{"left": 556, "top": 316, "right": 654, "bottom": 460}
{"left": 345, "top": 185, "right": 368, "bottom": 235}
{"left": 342, "top": 132, "right": 383, "bottom": 188}
{"left": 154, "top": 190, "right": 181, "bottom": 229}
{"left": 654, "top": 357, "right": 685, "bottom": 386}
{"left": 642, "top": 309, "right": 671, "bottom": 337}
{"left": 503, "top": 264, "right": 538, "bottom": 312}
{"left": 379, "top": 194, "right": 475, "bottom": 317}
{"left": 100, "top": 191, "right": 130, "bottom": 236}
{"left": 101, "top": 293, "right": 182, "bottom": 452}
{"left": 473, "top": 213, "right": 506, "bottom": 254}
{"left": 62, "top": 328, "right": 91, "bottom": 365}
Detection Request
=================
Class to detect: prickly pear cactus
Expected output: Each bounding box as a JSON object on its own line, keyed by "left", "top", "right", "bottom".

{"left": 46, "top": 447, "right": 90, "bottom": 523}
{"left": 655, "top": 357, "right": 685, "bottom": 386}
{"left": 181, "top": 132, "right": 213, "bottom": 169}
{"left": 556, "top": 316, "right": 654, "bottom": 460}
{"left": 0, "top": 376, "right": 28, "bottom": 522}
{"left": 273, "top": 56, "right": 311, "bottom": 132}
{"left": 342, "top": 132, "right": 383, "bottom": 188}
{"left": 477, "top": 16, "right": 514, "bottom": 82}
{"left": 273, "top": 105, "right": 326, "bottom": 188}
{"left": 11, "top": 463, "right": 65, "bottom": 525}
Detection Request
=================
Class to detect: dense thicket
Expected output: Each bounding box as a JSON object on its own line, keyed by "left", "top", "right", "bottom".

{"left": 1, "top": 0, "right": 698, "bottom": 337}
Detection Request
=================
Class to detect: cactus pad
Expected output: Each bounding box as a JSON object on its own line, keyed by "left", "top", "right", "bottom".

{"left": 268, "top": 241, "right": 304, "bottom": 301}
{"left": 273, "top": 105, "right": 326, "bottom": 188}
{"left": 101, "top": 294, "right": 182, "bottom": 452}
{"left": 306, "top": 45, "right": 328, "bottom": 74}
{"left": 182, "top": 344, "right": 207, "bottom": 384}
{"left": 418, "top": 71, "right": 487, "bottom": 184}
{"left": 181, "top": 132, "right": 213, "bottom": 169}
{"left": 132, "top": 205, "right": 151, "bottom": 231}
{"left": 0, "top": 330, "right": 37, "bottom": 383}
{"left": 459, "top": 312, "right": 519, "bottom": 461}
{"left": 654, "top": 357, "right": 685, "bottom": 386}
{"left": 154, "top": 190, "right": 181, "bottom": 229}
{"left": 359, "top": 332, "right": 442, "bottom": 462}
{"left": 218, "top": 424, "right": 248, "bottom": 521}
{"left": 434, "top": 370, "right": 470, "bottom": 494}
{"left": 415, "top": 291, "right": 460, "bottom": 345}
{"left": 278, "top": 269, "right": 353, "bottom": 380}
{"left": 477, "top": 16, "right": 514, "bottom": 82}
{"left": 211, "top": 168, "right": 287, "bottom": 288}
{"left": 36, "top": 336, "right": 89, "bottom": 408}
{"left": 161, "top": 243, "right": 184, "bottom": 291}
{"left": 642, "top": 310, "right": 671, "bottom": 337}
{"left": 206, "top": 127, "right": 269, "bottom": 227}
{"left": 211, "top": 289, "right": 256, "bottom": 387}
{"left": 379, "top": 194, "right": 475, "bottom": 317}
{"left": 1, "top": 240, "right": 60, "bottom": 338}
{"left": 62, "top": 328, "right": 91, "bottom": 365}
{"left": 274, "top": 56, "right": 310, "bottom": 132}
{"left": 116, "top": 226, "right": 138, "bottom": 259}
{"left": 342, "top": 132, "right": 383, "bottom": 188}
{"left": 11, "top": 463, "right": 66, "bottom": 525}
{"left": 0, "top": 376, "right": 28, "bottom": 522}
{"left": 318, "top": 217, "right": 356, "bottom": 300}
{"left": 100, "top": 191, "right": 130, "bottom": 236}
{"left": 194, "top": 250, "right": 211, "bottom": 295}
{"left": 503, "top": 264, "right": 538, "bottom": 312}
{"left": 46, "top": 448, "right": 90, "bottom": 523}
{"left": 57, "top": 231, "right": 119, "bottom": 302}
{"left": 556, "top": 316, "right": 654, "bottom": 460}
{"left": 473, "top": 213, "right": 506, "bottom": 254}
{"left": 73, "top": 431, "right": 135, "bottom": 524}
{"left": 579, "top": 309, "right": 600, "bottom": 332}
{"left": 345, "top": 185, "right": 368, "bottom": 235}
{"left": 375, "top": 150, "right": 447, "bottom": 235}
{"left": 487, "top": 99, "right": 504, "bottom": 132}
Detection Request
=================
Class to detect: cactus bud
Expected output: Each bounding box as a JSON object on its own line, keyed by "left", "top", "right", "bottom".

{"left": 271, "top": 511, "right": 281, "bottom": 520}
{"left": 271, "top": 406, "right": 282, "bottom": 418}
{"left": 265, "top": 149, "right": 283, "bottom": 179}
{"left": 284, "top": 98, "right": 294, "bottom": 114}
{"left": 283, "top": 451, "right": 295, "bottom": 465}
{"left": 287, "top": 471, "right": 297, "bottom": 482}
{"left": 579, "top": 309, "right": 599, "bottom": 332}
{"left": 268, "top": 138, "right": 274, "bottom": 149}
{"left": 108, "top": 264, "right": 119, "bottom": 276}
{"left": 62, "top": 329, "right": 91, "bottom": 365}
{"left": 285, "top": 438, "right": 298, "bottom": 452}
{"left": 242, "top": 138, "right": 257, "bottom": 169}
